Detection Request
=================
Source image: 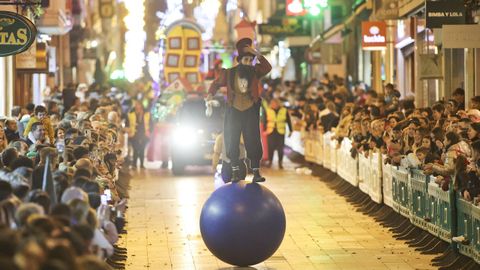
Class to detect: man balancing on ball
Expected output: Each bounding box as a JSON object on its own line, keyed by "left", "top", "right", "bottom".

{"left": 206, "top": 38, "right": 272, "bottom": 183}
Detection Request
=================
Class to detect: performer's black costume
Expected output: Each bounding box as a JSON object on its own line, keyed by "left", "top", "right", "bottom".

{"left": 208, "top": 38, "right": 272, "bottom": 182}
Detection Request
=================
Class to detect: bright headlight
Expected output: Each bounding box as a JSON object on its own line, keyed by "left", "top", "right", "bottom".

{"left": 173, "top": 126, "right": 197, "bottom": 146}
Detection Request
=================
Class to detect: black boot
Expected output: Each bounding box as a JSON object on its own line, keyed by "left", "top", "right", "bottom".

{"left": 231, "top": 167, "right": 241, "bottom": 183}
{"left": 252, "top": 169, "right": 266, "bottom": 183}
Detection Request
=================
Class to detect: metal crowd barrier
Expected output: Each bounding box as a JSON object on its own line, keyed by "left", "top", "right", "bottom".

{"left": 409, "top": 169, "right": 429, "bottom": 230}
{"left": 392, "top": 166, "right": 410, "bottom": 217}
{"left": 472, "top": 205, "right": 480, "bottom": 263}
{"left": 295, "top": 130, "right": 480, "bottom": 265}
{"left": 337, "top": 138, "right": 358, "bottom": 187}
{"left": 303, "top": 130, "right": 316, "bottom": 163}
{"left": 369, "top": 152, "right": 383, "bottom": 204}
{"left": 358, "top": 153, "right": 370, "bottom": 195}
{"left": 382, "top": 161, "right": 394, "bottom": 208}
{"left": 322, "top": 132, "right": 332, "bottom": 170}
{"left": 315, "top": 131, "right": 324, "bottom": 166}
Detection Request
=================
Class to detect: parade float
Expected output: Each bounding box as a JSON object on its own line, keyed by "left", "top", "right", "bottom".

{"left": 147, "top": 19, "right": 206, "bottom": 164}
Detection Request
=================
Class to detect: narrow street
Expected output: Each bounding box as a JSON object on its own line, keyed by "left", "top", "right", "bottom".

{"left": 123, "top": 162, "right": 436, "bottom": 270}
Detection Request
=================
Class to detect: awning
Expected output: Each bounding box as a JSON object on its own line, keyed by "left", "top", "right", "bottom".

{"left": 36, "top": 10, "right": 73, "bottom": 35}
{"left": 309, "top": 1, "right": 369, "bottom": 48}
{"left": 399, "top": 0, "right": 425, "bottom": 18}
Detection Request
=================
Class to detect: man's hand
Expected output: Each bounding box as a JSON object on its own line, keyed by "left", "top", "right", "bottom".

{"left": 244, "top": 46, "right": 260, "bottom": 56}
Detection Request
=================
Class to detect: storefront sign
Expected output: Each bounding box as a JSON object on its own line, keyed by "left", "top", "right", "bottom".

{"left": 15, "top": 39, "right": 37, "bottom": 69}
{"left": 375, "top": 0, "right": 399, "bottom": 20}
{"left": 259, "top": 17, "right": 311, "bottom": 36}
{"left": 286, "top": 0, "right": 306, "bottom": 16}
{"left": 16, "top": 42, "right": 48, "bottom": 72}
{"left": 0, "top": 11, "right": 37, "bottom": 57}
{"left": 361, "top": 21, "right": 386, "bottom": 50}
{"left": 426, "top": 1, "right": 465, "bottom": 29}
{"left": 396, "top": 18, "right": 415, "bottom": 48}
{"left": 443, "top": 25, "right": 480, "bottom": 48}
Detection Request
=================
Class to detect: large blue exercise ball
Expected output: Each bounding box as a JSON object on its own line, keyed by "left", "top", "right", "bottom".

{"left": 199, "top": 181, "right": 286, "bottom": 266}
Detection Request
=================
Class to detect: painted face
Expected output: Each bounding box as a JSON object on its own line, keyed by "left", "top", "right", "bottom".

{"left": 240, "top": 56, "right": 254, "bottom": 65}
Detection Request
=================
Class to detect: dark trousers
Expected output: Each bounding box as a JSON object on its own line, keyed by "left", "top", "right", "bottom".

{"left": 224, "top": 101, "right": 263, "bottom": 169}
{"left": 131, "top": 135, "right": 147, "bottom": 167}
{"left": 267, "top": 130, "right": 285, "bottom": 164}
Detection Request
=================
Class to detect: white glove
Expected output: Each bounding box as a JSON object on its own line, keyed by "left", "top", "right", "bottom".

{"left": 205, "top": 99, "right": 219, "bottom": 117}
{"left": 206, "top": 104, "right": 213, "bottom": 117}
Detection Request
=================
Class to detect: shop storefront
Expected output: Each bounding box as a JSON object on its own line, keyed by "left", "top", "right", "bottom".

{"left": 259, "top": 11, "right": 312, "bottom": 82}
{"left": 395, "top": 18, "right": 415, "bottom": 98}
{"left": 0, "top": 7, "right": 38, "bottom": 115}
{"left": 308, "top": 0, "right": 371, "bottom": 87}
{"left": 360, "top": 20, "right": 387, "bottom": 92}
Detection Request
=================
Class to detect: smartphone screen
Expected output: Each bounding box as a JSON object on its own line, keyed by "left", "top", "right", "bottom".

{"left": 56, "top": 139, "right": 65, "bottom": 153}
{"left": 104, "top": 189, "right": 112, "bottom": 201}
{"left": 101, "top": 195, "right": 108, "bottom": 205}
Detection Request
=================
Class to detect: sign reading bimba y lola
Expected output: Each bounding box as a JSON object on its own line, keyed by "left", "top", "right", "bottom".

{"left": 0, "top": 11, "right": 37, "bottom": 57}
{"left": 361, "top": 21, "right": 387, "bottom": 50}
{"left": 426, "top": 1, "right": 465, "bottom": 29}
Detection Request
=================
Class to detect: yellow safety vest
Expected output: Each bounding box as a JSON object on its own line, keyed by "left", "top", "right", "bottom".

{"left": 128, "top": 111, "right": 150, "bottom": 138}
{"left": 266, "top": 107, "right": 287, "bottom": 135}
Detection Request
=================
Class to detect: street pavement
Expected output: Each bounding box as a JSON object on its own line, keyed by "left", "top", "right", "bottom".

{"left": 121, "top": 161, "right": 435, "bottom": 270}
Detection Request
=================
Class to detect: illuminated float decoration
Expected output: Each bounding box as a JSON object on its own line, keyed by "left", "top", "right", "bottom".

{"left": 164, "top": 19, "right": 204, "bottom": 89}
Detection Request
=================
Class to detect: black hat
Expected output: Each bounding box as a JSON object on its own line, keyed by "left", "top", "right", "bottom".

{"left": 236, "top": 38, "right": 255, "bottom": 61}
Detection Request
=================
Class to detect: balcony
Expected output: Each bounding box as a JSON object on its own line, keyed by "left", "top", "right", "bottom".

{"left": 36, "top": 0, "right": 73, "bottom": 35}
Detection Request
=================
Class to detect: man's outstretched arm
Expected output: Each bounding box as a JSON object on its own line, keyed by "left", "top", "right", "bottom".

{"left": 207, "top": 69, "right": 227, "bottom": 99}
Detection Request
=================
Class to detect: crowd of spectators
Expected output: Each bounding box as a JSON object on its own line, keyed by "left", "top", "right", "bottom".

{"left": 0, "top": 84, "right": 137, "bottom": 270}
{"left": 263, "top": 74, "right": 480, "bottom": 204}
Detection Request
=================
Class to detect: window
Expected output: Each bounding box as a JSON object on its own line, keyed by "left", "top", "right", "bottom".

{"left": 166, "top": 54, "right": 180, "bottom": 67}
{"left": 168, "top": 72, "right": 180, "bottom": 82}
{"left": 187, "top": 37, "right": 200, "bottom": 50}
{"left": 186, "top": 72, "right": 198, "bottom": 83}
{"left": 169, "top": 37, "right": 181, "bottom": 49}
{"left": 184, "top": 55, "right": 198, "bottom": 67}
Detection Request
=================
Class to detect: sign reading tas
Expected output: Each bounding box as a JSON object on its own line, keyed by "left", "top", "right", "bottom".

{"left": 0, "top": 11, "right": 37, "bottom": 57}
